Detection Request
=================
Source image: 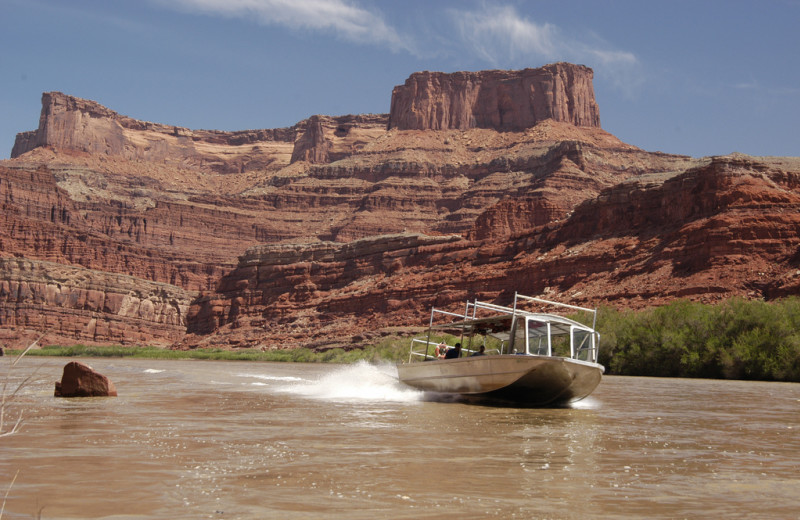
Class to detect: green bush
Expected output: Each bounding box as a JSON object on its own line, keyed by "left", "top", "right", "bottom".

{"left": 10, "top": 339, "right": 410, "bottom": 364}
{"left": 596, "top": 297, "right": 800, "bottom": 382}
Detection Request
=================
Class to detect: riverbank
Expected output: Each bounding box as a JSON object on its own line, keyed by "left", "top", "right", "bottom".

{"left": 5, "top": 339, "right": 408, "bottom": 364}
{"left": 5, "top": 298, "right": 800, "bottom": 382}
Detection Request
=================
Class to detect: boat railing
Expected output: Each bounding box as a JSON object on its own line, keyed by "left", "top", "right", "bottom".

{"left": 408, "top": 336, "right": 502, "bottom": 362}
{"left": 514, "top": 293, "right": 598, "bottom": 332}
{"left": 409, "top": 294, "right": 601, "bottom": 364}
{"left": 408, "top": 338, "right": 438, "bottom": 362}
{"left": 468, "top": 300, "right": 515, "bottom": 317}
{"left": 466, "top": 295, "right": 597, "bottom": 327}
{"left": 430, "top": 308, "right": 470, "bottom": 321}
{"left": 413, "top": 306, "right": 474, "bottom": 361}
{"left": 464, "top": 347, "right": 501, "bottom": 356}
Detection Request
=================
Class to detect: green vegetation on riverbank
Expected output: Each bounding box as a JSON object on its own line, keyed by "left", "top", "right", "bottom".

{"left": 7, "top": 298, "right": 800, "bottom": 382}
{"left": 9, "top": 337, "right": 407, "bottom": 364}
{"left": 595, "top": 297, "right": 800, "bottom": 382}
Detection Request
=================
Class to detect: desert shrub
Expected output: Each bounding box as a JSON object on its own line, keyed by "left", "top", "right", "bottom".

{"left": 597, "top": 297, "right": 800, "bottom": 382}
{"left": 12, "top": 340, "right": 409, "bottom": 364}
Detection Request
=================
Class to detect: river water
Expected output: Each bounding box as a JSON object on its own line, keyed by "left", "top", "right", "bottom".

{"left": 1, "top": 357, "right": 798, "bottom": 519}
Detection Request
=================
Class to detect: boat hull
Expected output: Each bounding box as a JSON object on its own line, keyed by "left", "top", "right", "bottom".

{"left": 397, "top": 355, "right": 604, "bottom": 406}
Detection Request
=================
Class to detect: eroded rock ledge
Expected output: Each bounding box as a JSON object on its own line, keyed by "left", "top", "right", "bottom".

{"left": 0, "top": 258, "right": 196, "bottom": 346}
{"left": 11, "top": 92, "right": 389, "bottom": 172}
{"left": 388, "top": 63, "right": 600, "bottom": 131}
{"left": 185, "top": 233, "right": 464, "bottom": 340}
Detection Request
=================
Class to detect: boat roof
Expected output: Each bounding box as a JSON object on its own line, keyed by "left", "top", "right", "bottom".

{"left": 431, "top": 310, "right": 594, "bottom": 335}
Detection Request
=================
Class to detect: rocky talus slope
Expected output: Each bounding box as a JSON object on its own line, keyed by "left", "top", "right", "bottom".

{"left": 2, "top": 62, "right": 798, "bottom": 349}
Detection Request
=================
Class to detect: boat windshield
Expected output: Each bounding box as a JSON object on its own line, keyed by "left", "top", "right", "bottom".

{"left": 572, "top": 328, "right": 595, "bottom": 361}
{"left": 406, "top": 293, "right": 601, "bottom": 363}
{"left": 522, "top": 317, "right": 596, "bottom": 360}
{"left": 527, "top": 320, "right": 549, "bottom": 355}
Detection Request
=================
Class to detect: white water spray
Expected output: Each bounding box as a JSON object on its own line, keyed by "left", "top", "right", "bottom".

{"left": 236, "top": 373, "right": 305, "bottom": 384}
{"left": 275, "top": 361, "right": 423, "bottom": 403}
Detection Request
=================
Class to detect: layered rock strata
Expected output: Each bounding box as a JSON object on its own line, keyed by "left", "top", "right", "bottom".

{"left": 0, "top": 257, "right": 195, "bottom": 347}
{"left": 0, "top": 163, "right": 231, "bottom": 291}
{"left": 290, "top": 114, "right": 388, "bottom": 164}
{"left": 182, "top": 233, "right": 464, "bottom": 348}
{"left": 11, "top": 92, "right": 388, "bottom": 174}
{"left": 3, "top": 63, "right": 799, "bottom": 350}
{"left": 11, "top": 92, "right": 296, "bottom": 173}
{"left": 388, "top": 63, "right": 600, "bottom": 131}
{"left": 183, "top": 155, "right": 800, "bottom": 349}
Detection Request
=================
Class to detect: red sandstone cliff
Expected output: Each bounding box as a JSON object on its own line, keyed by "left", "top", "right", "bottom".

{"left": 0, "top": 257, "right": 193, "bottom": 348}
{"left": 11, "top": 92, "right": 388, "bottom": 173}
{"left": 183, "top": 154, "right": 800, "bottom": 349}
{"left": 11, "top": 92, "right": 297, "bottom": 174}
{"left": 388, "top": 63, "right": 600, "bottom": 131}
{"left": 2, "top": 63, "right": 798, "bottom": 349}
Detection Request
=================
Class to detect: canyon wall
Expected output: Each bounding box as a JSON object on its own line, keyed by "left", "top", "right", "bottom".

{"left": 183, "top": 155, "right": 800, "bottom": 349}
{"left": 3, "top": 63, "right": 799, "bottom": 349}
{"left": 11, "top": 92, "right": 297, "bottom": 174}
{"left": 290, "top": 114, "right": 389, "bottom": 164}
{"left": 0, "top": 163, "right": 234, "bottom": 291}
{"left": 388, "top": 63, "right": 600, "bottom": 131}
{"left": 0, "top": 257, "right": 195, "bottom": 348}
{"left": 11, "top": 92, "right": 389, "bottom": 173}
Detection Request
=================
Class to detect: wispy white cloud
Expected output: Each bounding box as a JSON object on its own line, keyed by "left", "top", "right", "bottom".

{"left": 157, "top": 0, "right": 412, "bottom": 53}
{"left": 734, "top": 80, "right": 760, "bottom": 90}
{"left": 584, "top": 47, "right": 637, "bottom": 68}
{"left": 772, "top": 86, "right": 800, "bottom": 96}
{"left": 447, "top": 3, "right": 641, "bottom": 94}
{"left": 449, "top": 4, "right": 560, "bottom": 65}
{"left": 734, "top": 80, "right": 800, "bottom": 97}
{"left": 448, "top": 3, "right": 636, "bottom": 67}
{"left": 153, "top": 0, "right": 643, "bottom": 94}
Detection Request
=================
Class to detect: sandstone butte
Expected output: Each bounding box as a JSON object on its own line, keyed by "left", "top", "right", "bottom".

{"left": 1, "top": 62, "right": 799, "bottom": 351}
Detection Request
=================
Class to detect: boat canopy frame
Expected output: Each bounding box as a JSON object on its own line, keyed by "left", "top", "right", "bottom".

{"left": 409, "top": 292, "right": 600, "bottom": 363}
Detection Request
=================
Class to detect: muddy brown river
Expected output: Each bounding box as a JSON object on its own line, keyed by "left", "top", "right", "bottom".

{"left": 1, "top": 358, "right": 798, "bottom": 519}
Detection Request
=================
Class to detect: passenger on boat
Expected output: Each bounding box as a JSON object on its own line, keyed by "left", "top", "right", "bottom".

{"left": 435, "top": 341, "right": 448, "bottom": 359}
{"left": 471, "top": 345, "right": 485, "bottom": 356}
{"left": 444, "top": 342, "right": 462, "bottom": 359}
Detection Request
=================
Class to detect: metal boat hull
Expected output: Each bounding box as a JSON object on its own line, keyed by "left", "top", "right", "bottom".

{"left": 397, "top": 355, "right": 604, "bottom": 406}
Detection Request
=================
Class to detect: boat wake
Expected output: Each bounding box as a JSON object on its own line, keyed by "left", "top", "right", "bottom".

{"left": 275, "top": 361, "right": 423, "bottom": 403}
{"left": 236, "top": 373, "right": 306, "bottom": 386}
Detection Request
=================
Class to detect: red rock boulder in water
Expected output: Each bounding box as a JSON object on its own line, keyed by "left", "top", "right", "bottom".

{"left": 54, "top": 361, "right": 118, "bottom": 397}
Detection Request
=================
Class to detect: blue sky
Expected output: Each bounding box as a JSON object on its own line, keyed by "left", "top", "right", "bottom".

{"left": 2, "top": 0, "right": 798, "bottom": 159}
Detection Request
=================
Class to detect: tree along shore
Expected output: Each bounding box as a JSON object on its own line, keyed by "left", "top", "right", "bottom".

{"left": 595, "top": 297, "right": 800, "bottom": 382}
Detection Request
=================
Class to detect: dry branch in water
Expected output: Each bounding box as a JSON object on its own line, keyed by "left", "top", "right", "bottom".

{"left": 1, "top": 333, "right": 44, "bottom": 438}
{"left": 0, "top": 334, "right": 45, "bottom": 520}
